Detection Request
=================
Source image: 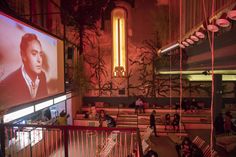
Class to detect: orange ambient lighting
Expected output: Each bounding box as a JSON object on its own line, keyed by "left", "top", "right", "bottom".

{"left": 112, "top": 8, "right": 127, "bottom": 77}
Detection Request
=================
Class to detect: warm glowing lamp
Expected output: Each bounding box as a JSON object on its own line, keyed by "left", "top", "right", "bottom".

{"left": 216, "top": 13, "right": 231, "bottom": 28}
{"left": 228, "top": 5, "right": 236, "bottom": 20}
{"left": 207, "top": 19, "right": 219, "bottom": 32}
{"left": 112, "top": 8, "right": 127, "bottom": 77}
{"left": 186, "top": 38, "right": 194, "bottom": 45}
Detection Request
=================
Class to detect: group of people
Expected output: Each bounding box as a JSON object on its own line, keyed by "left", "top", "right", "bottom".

{"left": 176, "top": 99, "right": 201, "bottom": 112}
{"left": 214, "top": 111, "right": 236, "bottom": 135}
{"left": 164, "top": 113, "right": 180, "bottom": 131}
{"left": 85, "top": 107, "right": 116, "bottom": 128}
{"left": 97, "top": 110, "right": 116, "bottom": 128}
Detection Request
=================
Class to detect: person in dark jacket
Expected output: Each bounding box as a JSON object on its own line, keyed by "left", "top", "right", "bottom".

{"left": 172, "top": 113, "right": 180, "bottom": 131}
{"left": 150, "top": 110, "right": 157, "bottom": 137}
{"left": 105, "top": 114, "right": 116, "bottom": 128}
{"left": 0, "top": 33, "right": 48, "bottom": 107}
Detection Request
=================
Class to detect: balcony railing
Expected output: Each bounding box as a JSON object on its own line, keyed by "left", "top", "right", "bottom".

{"left": 0, "top": 124, "right": 142, "bottom": 157}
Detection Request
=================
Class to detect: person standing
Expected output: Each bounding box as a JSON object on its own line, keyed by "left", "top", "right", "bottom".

{"left": 150, "top": 110, "right": 157, "bottom": 137}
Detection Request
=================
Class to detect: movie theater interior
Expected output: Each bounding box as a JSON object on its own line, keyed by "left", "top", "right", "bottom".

{"left": 1, "top": 0, "right": 236, "bottom": 157}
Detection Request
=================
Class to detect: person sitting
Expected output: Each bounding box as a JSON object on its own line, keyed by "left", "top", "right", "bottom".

{"left": 135, "top": 97, "right": 144, "bottom": 114}
{"left": 164, "top": 113, "right": 171, "bottom": 130}
{"left": 105, "top": 114, "right": 116, "bottom": 128}
{"left": 182, "top": 99, "right": 189, "bottom": 112}
{"left": 172, "top": 113, "right": 180, "bottom": 131}
{"left": 57, "top": 110, "right": 70, "bottom": 125}
{"left": 190, "top": 99, "right": 201, "bottom": 112}
{"left": 89, "top": 106, "right": 97, "bottom": 119}
{"left": 181, "top": 137, "right": 192, "bottom": 157}
{"left": 97, "top": 110, "right": 106, "bottom": 127}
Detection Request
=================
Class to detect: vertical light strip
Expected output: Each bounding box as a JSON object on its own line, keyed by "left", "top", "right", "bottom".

{"left": 120, "top": 18, "right": 126, "bottom": 71}
{"left": 112, "top": 8, "right": 126, "bottom": 77}
{"left": 118, "top": 18, "right": 120, "bottom": 69}
{"left": 113, "top": 16, "right": 118, "bottom": 76}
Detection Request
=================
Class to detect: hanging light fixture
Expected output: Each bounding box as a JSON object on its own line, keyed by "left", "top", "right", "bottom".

{"left": 186, "top": 38, "right": 194, "bottom": 45}
{"left": 195, "top": 28, "right": 206, "bottom": 39}
{"left": 190, "top": 35, "right": 199, "bottom": 42}
{"left": 207, "top": 19, "right": 219, "bottom": 32}
{"left": 179, "top": 42, "right": 185, "bottom": 48}
{"left": 216, "top": 13, "right": 231, "bottom": 28}
{"left": 228, "top": 5, "right": 236, "bottom": 21}
{"left": 182, "top": 41, "right": 189, "bottom": 47}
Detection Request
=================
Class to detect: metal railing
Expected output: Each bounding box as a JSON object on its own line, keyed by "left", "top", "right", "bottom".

{"left": 0, "top": 124, "right": 142, "bottom": 157}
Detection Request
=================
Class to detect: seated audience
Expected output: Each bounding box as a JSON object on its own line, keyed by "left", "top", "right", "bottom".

{"left": 135, "top": 97, "right": 144, "bottom": 114}
{"left": 175, "top": 102, "right": 180, "bottom": 110}
{"left": 97, "top": 110, "right": 106, "bottom": 127}
{"left": 164, "top": 113, "right": 171, "bottom": 130}
{"left": 105, "top": 114, "right": 116, "bottom": 128}
{"left": 89, "top": 106, "right": 97, "bottom": 119}
{"left": 181, "top": 137, "right": 192, "bottom": 157}
{"left": 214, "top": 112, "right": 224, "bottom": 134}
{"left": 172, "top": 113, "right": 180, "bottom": 131}
{"left": 190, "top": 99, "right": 201, "bottom": 112}
{"left": 56, "top": 110, "right": 69, "bottom": 125}
{"left": 182, "top": 99, "right": 189, "bottom": 112}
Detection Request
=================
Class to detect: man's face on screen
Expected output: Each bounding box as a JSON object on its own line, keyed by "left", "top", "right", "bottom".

{"left": 24, "top": 40, "right": 43, "bottom": 75}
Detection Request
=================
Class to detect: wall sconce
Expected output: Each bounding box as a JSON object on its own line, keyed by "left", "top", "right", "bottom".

{"left": 195, "top": 28, "right": 206, "bottom": 39}
{"left": 227, "top": 5, "right": 236, "bottom": 21}
{"left": 190, "top": 35, "right": 199, "bottom": 42}
{"left": 207, "top": 19, "right": 219, "bottom": 32}
{"left": 112, "top": 8, "right": 127, "bottom": 77}
{"left": 216, "top": 13, "right": 231, "bottom": 28}
{"left": 179, "top": 42, "right": 185, "bottom": 48}
{"left": 186, "top": 38, "right": 194, "bottom": 45}
{"left": 182, "top": 41, "right": 189, "bottom": 47}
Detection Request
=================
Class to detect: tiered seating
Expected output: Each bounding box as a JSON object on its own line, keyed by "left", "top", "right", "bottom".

{"left": 75, "top": 106, "right": 211, "bottom": 136}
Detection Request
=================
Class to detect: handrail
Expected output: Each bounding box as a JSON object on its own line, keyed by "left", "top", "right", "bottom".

{"left": 0, "top": 123, "right": 142, "bottom": 157}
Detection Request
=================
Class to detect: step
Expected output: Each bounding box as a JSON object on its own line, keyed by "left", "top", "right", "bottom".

{"left": 138, "top": 124, "right": 185, "bottom": 131}
{"left": 183, "top": 123, "right": 211, "bottom": 129}
{"left": 117, "top": 118, "right": 137, "bottom": 122}
{"left": 138, "top": 116, "right": 210, "bottom": 123}
{"left": 116, "top": 124, "right": 138, "bottom": 128}
{"left": 117, "top": 121, "right": 138, "bottom": 125}
{"left": 118, "top": 114, "right": 137, "bottom": 117}
{"left": 139, "top": 129, "right": 188, "bottom": 137}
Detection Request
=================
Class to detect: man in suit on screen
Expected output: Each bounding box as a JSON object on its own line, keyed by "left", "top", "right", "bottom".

{"left": 0, "top": 33, "right": 48, "bottom": 106}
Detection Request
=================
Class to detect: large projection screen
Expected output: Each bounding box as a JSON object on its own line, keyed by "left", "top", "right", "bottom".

{"left": 0, "top": 11, "right": 64, "bottom": 109}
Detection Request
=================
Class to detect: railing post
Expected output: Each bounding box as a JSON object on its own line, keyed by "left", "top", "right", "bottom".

{"left": 0, "top": 124, "right": 5, "bottom": 157}
{"left": 136, "top": 128, "right": 143, "bottom": 157}
{"left": 63, "top": 127, "right": 69, "bottom": 157}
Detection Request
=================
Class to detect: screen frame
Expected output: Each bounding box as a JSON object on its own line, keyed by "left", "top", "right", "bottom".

{"left": 0, "top": 9, "right": 66, "bottom": 112}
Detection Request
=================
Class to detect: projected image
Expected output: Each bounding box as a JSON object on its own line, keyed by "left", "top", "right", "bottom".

{"left": 0, "top": 12, "right": 64, "bottom": 108}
